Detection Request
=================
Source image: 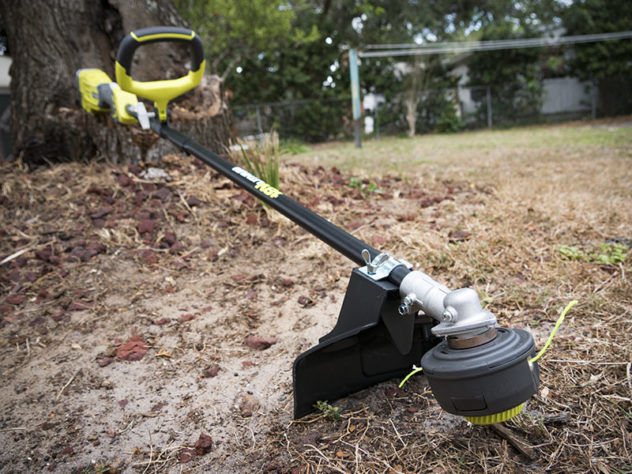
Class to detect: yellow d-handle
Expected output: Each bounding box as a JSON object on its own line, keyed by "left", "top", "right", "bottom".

{"left": 115, "top": 26, "right": 205, "bottom": 122}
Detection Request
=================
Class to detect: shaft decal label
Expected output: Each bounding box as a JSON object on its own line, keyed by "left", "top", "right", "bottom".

{"left": 232, "top": 166, "right": 283, "bottom": 199}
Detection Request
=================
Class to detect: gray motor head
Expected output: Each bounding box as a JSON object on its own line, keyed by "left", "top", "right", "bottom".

{"left": 420, "top": 327, "right": 539, "bottom": 424}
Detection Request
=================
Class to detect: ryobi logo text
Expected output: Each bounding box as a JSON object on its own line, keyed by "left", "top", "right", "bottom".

{"left": 232, "top": 166, "right": 283, "bottom": 199}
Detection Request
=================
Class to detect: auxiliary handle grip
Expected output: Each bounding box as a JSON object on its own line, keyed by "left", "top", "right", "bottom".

{"left": 115, "top": 26, "right": 205, "bottom": 122}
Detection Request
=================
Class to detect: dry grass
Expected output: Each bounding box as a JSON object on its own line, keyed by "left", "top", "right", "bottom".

{"left": 277, "top": 119, "right": 632, "bottom": 473}
{"left": 0, "top": 118, "right": 630, "bottom": 472}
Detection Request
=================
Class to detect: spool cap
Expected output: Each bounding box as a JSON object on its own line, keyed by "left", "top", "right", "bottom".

{"left": 421, "top": 327, "right": 539, "bottom": 419}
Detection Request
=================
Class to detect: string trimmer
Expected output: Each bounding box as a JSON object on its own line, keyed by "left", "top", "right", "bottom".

{"left": 77, "top": 26, "right": 540, "bottom": 423}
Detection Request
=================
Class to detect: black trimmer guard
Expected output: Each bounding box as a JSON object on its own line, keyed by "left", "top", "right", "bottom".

{"left": 293, "top": 268, "right": 438, "bottom": 418}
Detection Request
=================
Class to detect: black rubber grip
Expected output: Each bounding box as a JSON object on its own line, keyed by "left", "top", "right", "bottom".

{"left": 96, "top": 83, "right": 115, "bottom": 110}
{"left": 116, "top": 26, "right": 204, "bottom": 75}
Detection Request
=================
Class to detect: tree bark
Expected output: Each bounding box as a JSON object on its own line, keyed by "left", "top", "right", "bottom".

{"left": 0, "top": 0, "right": 230, "bottom": 165}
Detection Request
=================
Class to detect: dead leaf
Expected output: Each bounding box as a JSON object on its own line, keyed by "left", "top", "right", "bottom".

{"left": 245, "top": 335, "right": 277, "bottom": 351}
{"left": 195, "top": 433, "right": 213, "bottom": 455}
{"left": 116, "top": 335, "right": 148, "bottom": 361}
{"left": 154, "top": 348, "right": 172, "bottom": 358}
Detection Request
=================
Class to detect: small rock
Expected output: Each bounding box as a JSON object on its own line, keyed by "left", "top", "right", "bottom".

{"left": 137, "top": 219, "right": 156, "bottom": 234}
{"left": 297, "top": 296, "right": 313, "bottom": 307}
{"left": 116, "top": 175, "right": 134, "bottom": 187}
{"left": 300, "top": 430, "right": 322, "bottom": 447}
{"left": 50, "top": 310, "right": 67, "bottom": 323}
{"left": 128, "top": 164, "right": 142, "bottom": 176}
{"left": 280, "top": 278, "right": 294, "bottom": 287}
{"left": 67, "top": 301, "right": 93, "bottom": 312}
{"left": 90, "top": 206, "right": 113, "bottom": 219}
{"left": 179, "top": 448, "right": 195, "bottom": 464}
{"left": 239, "top": 394, "right": 259, "bottom": 417}
{"left": 151, "top": 402, "right": 167, "bottom": 412}
{"left": 371, "top": 236, "right": 386, "bottom": 246}
{"left": 6, "top": 294, "right": 25, "bottom": 305}
{"left": 141, "top": 167, "right": 170, "bottom": 181}
{"left": 173, "top": 259, "right": 188, "bottom": 270}
{"left": 186, "top": 196, "right": 202, "bottom": 207}
{"left": 152, "top": 186, "right": 172, "bottom": 202}
{"left": 245, "top": 335, "right": 277, "bottom": 351}
{"left": 194, "top": 433, "right": 213, "bottom": 455}
{"left": 179, "top": 314, "right": 196, "bottom": 323}
{"left": 202, "top": 366, "right": 221, "bottom": 378}
{"left": 169, "top": 241, "right": 185, "bottom": 254}
{"left": 448, "top": 229, "right": 471, "bottom": 243}
{"left": 231, "top": 273, "right": 248, "bottom": 283}
{"left": 162, "top": 231, "right": 177, "bottom": 246}
{"left": 138, "top": 249, "right": 158, "bottom": 265}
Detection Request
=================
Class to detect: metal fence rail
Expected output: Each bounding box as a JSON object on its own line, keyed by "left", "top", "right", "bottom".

{"left": 231, "top": 77, "right": 629, "bottom": 142}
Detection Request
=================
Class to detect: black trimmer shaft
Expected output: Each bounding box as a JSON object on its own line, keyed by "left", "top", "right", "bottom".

{"left": 156, "top": 122, "right": 393, "bottom": 270}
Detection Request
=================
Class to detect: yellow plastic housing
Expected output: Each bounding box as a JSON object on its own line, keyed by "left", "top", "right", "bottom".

{"left": 77, "top": 69, "right": 112, "bottom": 113}
{"left": 115, "top": 60, "right": 205, "bottom": 122}
{"left": 464, "top": 403, "right": 525, "bottom": 425}
{"left": 111, "top": 86, "right": 139, "bottom": 125}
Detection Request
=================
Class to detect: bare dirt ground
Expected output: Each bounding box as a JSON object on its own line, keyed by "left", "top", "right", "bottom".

{"left": 1, "top": 119, "right": 631, "bottom": 473}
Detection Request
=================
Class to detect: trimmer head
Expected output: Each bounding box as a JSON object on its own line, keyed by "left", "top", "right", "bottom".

{"left": 421, "top": 327, "right": 539, "bottom": 424}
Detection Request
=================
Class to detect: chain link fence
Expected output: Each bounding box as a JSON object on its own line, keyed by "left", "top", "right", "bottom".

{"left": 231, "top": 97, "right": 352, "bottom": 143}
{"left": 231, "top": 76, "right": 631, "bottom": 143}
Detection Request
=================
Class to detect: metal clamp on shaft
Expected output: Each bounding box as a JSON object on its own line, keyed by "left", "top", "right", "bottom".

{"left": 359, "top": 249, "right": 412, "bottom": 281}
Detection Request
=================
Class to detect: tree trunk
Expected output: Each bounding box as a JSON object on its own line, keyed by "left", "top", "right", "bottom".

{"left": 0, "top": 0, "right": 230, "bottom": 165}
{"left": 404, "top": 96, "right": 419, "bottom": 137}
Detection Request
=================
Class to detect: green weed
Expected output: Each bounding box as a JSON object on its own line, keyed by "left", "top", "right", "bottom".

{"left": 557, "top": 245, "right": 584, "bottom": 261}
{"left": 349, "top": 176, "right": 382, "bottom": 195}
{"left": 557, "top": 242, "right": 627, "bottom": 264}
{"left": 232, "top": 132, "right": 280, "bottom": 190}
{"left": 314, "top": 400, "right": 341, "bottom": 421}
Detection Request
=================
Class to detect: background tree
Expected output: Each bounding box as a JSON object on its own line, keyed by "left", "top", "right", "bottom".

{"left": 463, "top": 0, "right": 564, "bottom": 126}
{"left": 0, "top": 0, "right": 230, "bottom": 165}
{"left": 173, "top": 0, "right": 319, "bottom": 81}
{"left": 467, "top": 23, "right": 544, "bottom": 126}
{"left": 562, "top": 0, "right": 632, "bottom": 116}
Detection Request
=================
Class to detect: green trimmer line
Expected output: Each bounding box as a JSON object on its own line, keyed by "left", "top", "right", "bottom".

{"left": 77, "top": 26, "right": 543, "bottom": 423}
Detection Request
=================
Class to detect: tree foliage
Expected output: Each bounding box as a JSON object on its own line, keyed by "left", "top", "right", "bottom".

{"left": 172, "top": 0, "right": 632, "bottom": 140}
{"left": 562, "top": 0, "right": 632, "bottom": 80}
{"left": 174, "top": 0, "right": 318, "bottom": 80}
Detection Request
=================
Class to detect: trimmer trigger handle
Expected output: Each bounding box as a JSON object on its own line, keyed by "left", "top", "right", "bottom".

{"left": 75, "top": 68, "right": 141, "bottom": 126}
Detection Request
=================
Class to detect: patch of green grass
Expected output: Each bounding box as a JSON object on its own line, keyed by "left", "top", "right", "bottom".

{"left": 289, "top": 121, "right": 632, "bottom": 177}
{"left": 279, "top": 139, "right": 311, "bottom": 155}
{"left": 557, "top": 242, "right": 627, "bottom": 264}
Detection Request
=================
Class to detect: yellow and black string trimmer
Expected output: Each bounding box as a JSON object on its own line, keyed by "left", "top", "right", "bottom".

{"left": 77, "top": 26, "right": 541, "bottom": 423}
